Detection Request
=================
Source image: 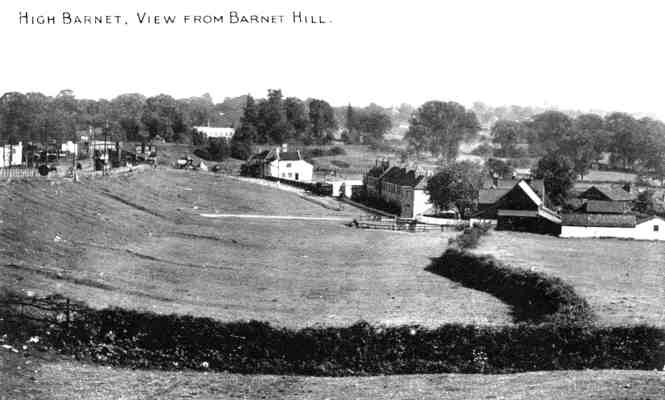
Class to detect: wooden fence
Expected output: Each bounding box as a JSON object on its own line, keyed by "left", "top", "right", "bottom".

{"left": 0, "top": 292, "right": 85, "bottom": 331}
{"left": 352, "top": 215, "right": 463, "bottom": 232}
{"left": 0, "top": 166, "right": 38, "bottom": 178}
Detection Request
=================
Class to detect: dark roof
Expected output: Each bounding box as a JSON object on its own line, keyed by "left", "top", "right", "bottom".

{"left": 278, "top": 151, "right": 301, "bottom": 161}
{"left": 562, "top": 213, "right": 636, "bottom": 228}
{"left": 579, "top": 200, "right": 628, "bottom": 214}
{"left": 248, "top": 150, "right": 270, "bottom": 162}
{"left": 382, "top": 166, "right": 426, "bottom": 188}
{"left": 580, "top": 186, "right": 635, "bottom": 202}
{"left": 479, "top": 188, "right": 511, "bottom": 205}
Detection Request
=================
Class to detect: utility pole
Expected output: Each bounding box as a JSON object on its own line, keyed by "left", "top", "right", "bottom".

{"left": 104, "top": 120, "right": 108, "bottom": 176}
{"left": 90, "top": 125, "right": 95, "bottom": 172}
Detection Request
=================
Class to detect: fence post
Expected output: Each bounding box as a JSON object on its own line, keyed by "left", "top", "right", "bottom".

{"left": 66, "top": 298, "right": 70, "bottom": 333}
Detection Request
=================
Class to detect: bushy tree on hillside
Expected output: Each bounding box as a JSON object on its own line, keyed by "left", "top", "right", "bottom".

{"left": 491, "top": 120, "right": 525, "bottom": 157}
{"left": 405, "top": 101, "right": 480, "bottom": 162}
{"left": 526, "top": 111, "right": 572, "bottom": 155}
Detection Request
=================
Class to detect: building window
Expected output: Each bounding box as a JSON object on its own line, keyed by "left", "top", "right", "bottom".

{"left": 654, "top": 225, "right": 660, "bottom": 232}
{"left": 286, "top": 163, "right": 292, "bottom": 168}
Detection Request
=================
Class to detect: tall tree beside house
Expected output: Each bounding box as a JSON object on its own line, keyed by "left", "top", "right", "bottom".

{"left": 405, "top": 101, "right": 480, "bottom": 163}
{"left": 426, "top": 160, "right": 485, "bottom": 219}
{"left": 532, "top": 152, "right": 576, "bottom": 205}
{"left": 256, "top": 89, "right": 288, "bottom": 144}
{"left": 284, "top": 97, "right": 309, "bottom": 142}
{"left": 491, "top": 120, "right": 524, "bottom": 157}
{"left": 308, "top": 98, "right": 337, "bottom": 144}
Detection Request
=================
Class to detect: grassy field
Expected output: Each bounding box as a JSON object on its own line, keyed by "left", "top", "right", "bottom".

{"left": 473, "top": 231, "right": 665, "bottom": 327}
{"left": 2, "top": 350, "right": 663, "bottom": 400}
{"left": 0, "top": 168, "right": 511, "bottom": 328}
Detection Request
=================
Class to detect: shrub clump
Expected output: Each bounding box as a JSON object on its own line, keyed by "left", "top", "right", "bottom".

{"left": 449, "top": 223, "right": 492, "bottom": 249}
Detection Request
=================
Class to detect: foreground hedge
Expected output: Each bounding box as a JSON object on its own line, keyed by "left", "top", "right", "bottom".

{"left": 2, "top": 301, "right": 664, "bottom": 375}
{"left": 427, "top": 249, "right": 594, "bottom": 325}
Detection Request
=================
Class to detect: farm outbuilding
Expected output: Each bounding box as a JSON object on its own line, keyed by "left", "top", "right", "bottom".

{"left": 0, "top": 142, "right": 23, "bottom": 168}
{"left": 471, "top": 179, "right": 561, "bottom": 235}
{"left": 560, "top": 214, "right": 665, "bottom": 241}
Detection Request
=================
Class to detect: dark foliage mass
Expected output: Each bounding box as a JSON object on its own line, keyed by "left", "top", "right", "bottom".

{"left": 1, "top": 291, "right": 663, "bottom": 376}
{"left": 427, "top": 249, "right": 594, "bottom": 326}
{"left": 449, "top": 223, "right": 491, "bottom": 250}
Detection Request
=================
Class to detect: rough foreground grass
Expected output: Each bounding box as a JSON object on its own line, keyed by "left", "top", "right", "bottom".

{"left": 473, "top": 231, "right": 665, "bottom": 327}
{"left": 2, "top": 351, "right": 664, "bottom": 400}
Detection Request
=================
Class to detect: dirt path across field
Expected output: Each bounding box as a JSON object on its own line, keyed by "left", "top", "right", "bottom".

{"left": 199, "top": 213, "right": 352, "bottom": 221}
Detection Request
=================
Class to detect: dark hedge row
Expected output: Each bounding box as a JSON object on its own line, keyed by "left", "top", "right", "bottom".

{"left": 2, "top": 304, "right": 663, "bottom": 375}
{"left": 427, "top": 249, "right": 595, "bottom": 325}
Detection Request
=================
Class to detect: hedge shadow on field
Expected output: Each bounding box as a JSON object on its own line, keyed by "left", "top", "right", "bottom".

{"left": 425, "top": 249, "right": 595, "bottom": 325}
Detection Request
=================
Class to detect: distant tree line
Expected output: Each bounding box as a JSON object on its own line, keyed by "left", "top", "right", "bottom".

{"left": 0, "top": 90, "right": 234, "bottom": 146}
{"left": 490, "top": 111, "right": 665, "bottom": 182}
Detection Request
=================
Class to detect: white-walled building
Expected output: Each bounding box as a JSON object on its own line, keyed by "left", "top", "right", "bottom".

{"left": 249, "top": 145, "right": 313, "bottom": 182}
{"left": 0, "top": 142, "right": 23, "bottom": 168}
{"left": 193, "top": 126, "right": 235, "bottom": 140}
{"left": 560, "top": 214, "right": 665, "bottom": 241}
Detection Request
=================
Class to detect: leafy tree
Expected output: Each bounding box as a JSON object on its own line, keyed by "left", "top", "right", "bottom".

{"left": 604, "top": 112, "right": 643, "bottom": 169}
{"left": 141, "top": 94, "right": 182, "bottom": 141}
{"left": 640, "top": 117, "right": 665, "bottom": 184}
{"left": 284, "top": 97, "right": 309, "bottom": 141}
{"left": 405, "top": 101, "right": 480, "bottom": 162}
{"left": 111, "top": 93, "right": 147, "bottom": 141}
{"left": 308, "top": 99, "right": 336, "bottom": 144}
{"left": 0, "top": 92, "right": 31, "bottom": 144}
{"left": 526, "top": 111, "right": 572, "bottom": 155}
{"left": 426, "top": 161, "right": 485, "bottom": 218}
{"left": 532, "top": 152, "right": 576, "bottom": 205}
{"left": 235, "top": 95, "right": 259, "bottom": 144}
{"left": 256, "top": 89, "right": 288, "bottom": 144}
{"left": 491, "top": 120, "right": 524, "bottom": 157}
{"left": 353, "top": 108, "right": 392, "bottom": 141}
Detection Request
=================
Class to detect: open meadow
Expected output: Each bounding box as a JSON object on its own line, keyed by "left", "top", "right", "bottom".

{"left": 2, "top": 167, "right": 664, "bottom": 399}
{"left": 0, "top": 168, "right": 511, "bottom": 328}
{"left": 473, "top": 231, "right": 665, "bottom": 327}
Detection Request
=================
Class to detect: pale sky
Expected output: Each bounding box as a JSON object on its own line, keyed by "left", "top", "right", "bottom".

{"left": 2, "top": 0, "right": 665, "bottom": 117}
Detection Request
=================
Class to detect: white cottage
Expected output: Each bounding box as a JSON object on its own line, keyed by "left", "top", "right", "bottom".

{"left": 261, "top": 146, "right": 313, "bottom": 182}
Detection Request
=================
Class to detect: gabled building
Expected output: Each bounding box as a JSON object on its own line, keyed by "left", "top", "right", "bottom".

{"left": 472, "top": 179, "right": 561, "bottom": 235}
{"left": 379, "top": 166, "right": 431, "bottom": 219}
{"left": 245, "top": 145, "right": 313, "bottom": 182}
{"left": 579, "top": 185, "right": 636, "bottom": 203}
{"left": 361, "top": 162, "right": 432, "bottom": 219}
